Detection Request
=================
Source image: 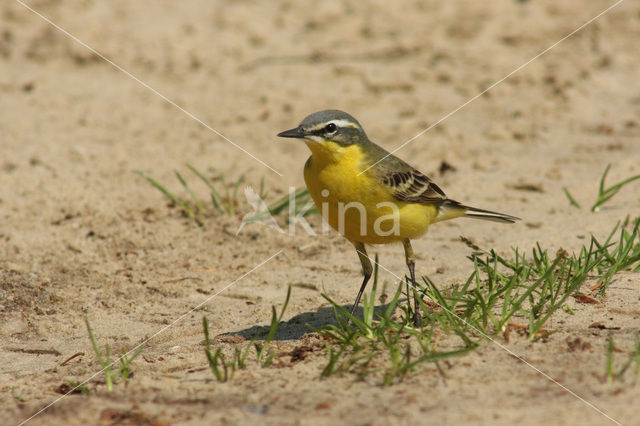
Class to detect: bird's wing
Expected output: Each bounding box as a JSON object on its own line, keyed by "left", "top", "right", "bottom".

{"left": 381, "top": 168, "right": 447, "bottom": 204}
{"left": 368, "top": 148, "right": 447, "bottom": 204}
{"left": 363, "top": 142, "right": 519, "bottom": 222}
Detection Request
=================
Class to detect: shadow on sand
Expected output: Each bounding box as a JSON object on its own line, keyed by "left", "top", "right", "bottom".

{"left": 225, "top": 300, "right": 403, "bottom": 342}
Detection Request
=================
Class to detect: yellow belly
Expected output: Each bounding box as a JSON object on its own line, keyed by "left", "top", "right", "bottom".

{"left": 303, "top": 142, "right": 437, "bottom": 245}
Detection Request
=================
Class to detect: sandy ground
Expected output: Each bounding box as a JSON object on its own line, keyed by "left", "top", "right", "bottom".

{"left": 1, "top": 0, "right": 639, "bottom": 424}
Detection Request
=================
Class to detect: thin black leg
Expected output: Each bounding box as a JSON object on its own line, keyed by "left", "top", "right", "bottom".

{"left": 350, "top": 242, "right": 373, "bottom": 317}
{"left": 403, "top": 239, "right": 420, "bottom": 327}
{"left": 407, "top": 261, "right": 420, "bottom": 326}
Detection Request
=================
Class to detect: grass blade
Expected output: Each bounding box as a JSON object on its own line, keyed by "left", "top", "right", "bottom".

{"left": 562, "top": 186, "right": 581, "bottom": 209}
{"left": 187, "top": 164, "right": 224, "bottom": 215}
{"left": 175, "top": 170, "right": 204, "bottom": 213}
{"left": 591, "top": 164, "right": 640, "bottom": 212}
{"left": 135, "top": 171, "right": 202, "bottom": 226}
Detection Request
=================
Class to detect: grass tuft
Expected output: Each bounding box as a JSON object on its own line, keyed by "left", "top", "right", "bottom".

{"left": 562, "top": 164, "right": 640, "bottom": 211}
{"left": 135, "top": 165, "right": 317, "bottom": 227}
{"left": 606, "top": 332, "right": 640, "bottom": 384}
{"left": 85, "top": 318, "right": 143, "bottom": 391}
{"left": 444, "top": 216, "right": 640, "bottom": 337}
{"left": 314, "top": 217, "right": 640, "bottom": 383}
{"left": 314, "top": 255, "right": 478, "bottom": 385}
{"left": 203, "top": 286, "right": 292, "bottom": 381}
{"left": 592, "top": 165, "right": 640, "bottom": 212}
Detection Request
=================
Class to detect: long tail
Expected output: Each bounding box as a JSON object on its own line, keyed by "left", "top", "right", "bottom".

{"left": 434, "top": 200, "right": 520, "bottom": 224}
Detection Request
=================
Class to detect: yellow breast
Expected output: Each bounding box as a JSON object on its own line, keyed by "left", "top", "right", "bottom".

{"left": 303, "top": 141, "right": 437, "bottom": 244}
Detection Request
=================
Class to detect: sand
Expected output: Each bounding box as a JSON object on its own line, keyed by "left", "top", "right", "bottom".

{"left": 1, "top": 0, "right": 639, "bottom": 424}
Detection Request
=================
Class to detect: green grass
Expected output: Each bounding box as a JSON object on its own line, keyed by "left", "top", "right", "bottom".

{"left": 202, "top": 317, "right": 250, "bottom": 382}
{"left": 135, "top": 165, "right": 317, "bottom": 227}
{"left": 562, "top": 164, "right": 640, "bottom": 211}
{"left": 606, "top": 332, "right": 640, "bottom": 385}
{"left": 313, "top": 255, "right": 478, "bottom": 385}
{"left": 195, "top": 216, "right": 640, "bottom": 386}
{"left": 445, "top": 216, "right": 640, "bottom": 336}
{"left": 203, "top": 286, "right": 292, "bottom": 382}
{"left": 562, "top": 187, "right": 582, "bottom": 209}
{"left": 85, "top": 318, "right": 144, "bottom": 391}
{"left": 312, "top": 216, "right": 640, "bottom": 384}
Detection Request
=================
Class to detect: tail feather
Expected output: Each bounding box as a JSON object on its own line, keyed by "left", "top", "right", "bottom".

{"left": 462, "top": 205, "right": 520, "bottom": 223}
{"left": 435, "top": 200, "right": 520, "bottom": 224}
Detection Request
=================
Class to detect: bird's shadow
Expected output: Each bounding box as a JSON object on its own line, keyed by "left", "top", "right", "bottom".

{"left": 226, "top": 301, "right": 403, "bottom": 342}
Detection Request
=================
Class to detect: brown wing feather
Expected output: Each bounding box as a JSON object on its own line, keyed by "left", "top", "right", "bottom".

{"left": 381, "top": 169, "right": 447, "bottom": 204}
{"left": 363, "top": 140, "right": 446, "bottom": 204}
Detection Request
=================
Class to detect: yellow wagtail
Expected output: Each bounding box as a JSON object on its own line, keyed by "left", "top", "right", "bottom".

{"left": 278, "top": 110, "right": 519, "bottom": 325}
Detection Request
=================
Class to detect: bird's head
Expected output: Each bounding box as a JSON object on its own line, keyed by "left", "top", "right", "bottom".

{"left": 277, "top": 110, "right": 368, "bottom": 154}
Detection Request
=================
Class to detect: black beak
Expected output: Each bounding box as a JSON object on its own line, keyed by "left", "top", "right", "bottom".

{"left": 277, "top": 126, "right": 305, "bottom": 139}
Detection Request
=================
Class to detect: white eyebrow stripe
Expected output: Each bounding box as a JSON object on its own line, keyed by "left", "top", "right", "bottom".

{"left": 311, "top": 119, "right": 360, "bottom": 131}
{"left": 331, "top": 119, "right": 360, "bottom": 129}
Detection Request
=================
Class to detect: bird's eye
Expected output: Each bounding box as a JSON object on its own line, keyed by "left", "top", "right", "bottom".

{"left": 324, "top": 123, "right": 337, "bottom": 133}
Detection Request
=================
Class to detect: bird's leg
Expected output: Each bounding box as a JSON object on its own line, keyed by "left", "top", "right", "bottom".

{"left": 402, "top": 239, "right": 421, "bottom": 327}
{"left": 350, "top": 242, "right": 373, "bottom": 318}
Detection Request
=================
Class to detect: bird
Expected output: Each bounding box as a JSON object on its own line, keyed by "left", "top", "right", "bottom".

{"left": 277, "top": 110, "right": 519, "bottom": 326}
